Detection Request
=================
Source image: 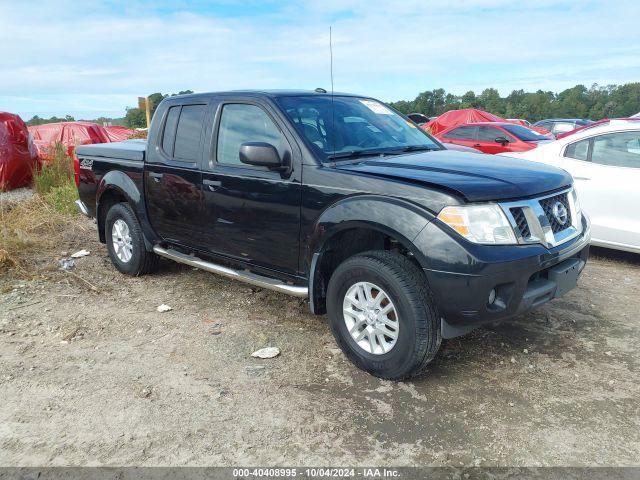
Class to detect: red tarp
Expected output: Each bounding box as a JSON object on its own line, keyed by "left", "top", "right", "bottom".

{"left": 0, "top": 112, "right": 38, "bottom": 190}
{"left": 423, "top": 108, "right": 550, "bottom": 136}
{"left": 28, "top": 121, "right": 111, "bottom": 162}
{"left": 104, "top": 125, "right": 135, "bottom": 142}
{"left": 423, "top": 109, "right": 504, "bottom": 136}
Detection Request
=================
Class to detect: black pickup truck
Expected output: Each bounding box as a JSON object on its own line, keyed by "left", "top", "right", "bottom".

{"left": 75, "top": 90, "right": 590, "bottom": 379}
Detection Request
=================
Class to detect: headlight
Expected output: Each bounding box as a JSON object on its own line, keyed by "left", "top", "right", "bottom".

{"left": 571, "top": 188, "right": 581, "bottom": 214}
{"left": 437, "top": 204, "right": 517, "bottom": 245}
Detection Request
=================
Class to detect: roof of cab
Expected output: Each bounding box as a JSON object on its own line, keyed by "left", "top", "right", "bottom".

{"left": 166, "top": 89, "right": 367, "bottom": 101}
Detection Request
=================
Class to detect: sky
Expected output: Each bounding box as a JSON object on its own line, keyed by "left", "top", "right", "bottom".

{"left": 1, "top": 0, "right": 639, "bottom": 119}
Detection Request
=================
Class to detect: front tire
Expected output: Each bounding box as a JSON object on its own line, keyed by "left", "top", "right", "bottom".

{"left": 326, "top": 251, "right": 441, "bottom": 380}
{"left": 105, "top": 203, "right": 158, "bottom": 276}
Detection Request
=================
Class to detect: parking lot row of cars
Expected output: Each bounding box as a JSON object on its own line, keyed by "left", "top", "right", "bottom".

{"left": 409, "top": 108, "right": 640, "bottom": 254}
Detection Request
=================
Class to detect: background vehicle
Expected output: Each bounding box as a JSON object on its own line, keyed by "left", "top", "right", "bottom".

{"left": 0, "top": 112, "right": 39, "bottom": 190}
{"left": 75, "top": 90, "right": 590, "bottom": 379}
{"left": 507, "top": 118, "right": 532, "bottom": 127}
{"left": 407, "top": 113, "right": 430, "bottom": 125}
{"left": 438, "top": 121, "right": 552, "bottom": 154}
{"left": 28, "top": 121, "right": 111, "bottom": 163}
{"left": 441, "top": 142, "right": 481, "bottom": 153}
{"left": 533, "top": 118, "right": 594, "bottom": 137}
{"left": 501, "top": 120, "right": 639, "bottom": 253}
{"left": 556, "top": 117, "right": 640, "bottom": 139}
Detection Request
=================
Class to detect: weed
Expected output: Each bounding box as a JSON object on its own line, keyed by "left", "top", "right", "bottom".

{"left": 32, "top": 142, "right": 78, "bottom": 214}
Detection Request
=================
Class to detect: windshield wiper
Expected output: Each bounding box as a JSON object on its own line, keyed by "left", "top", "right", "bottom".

{"left": 326, "top": 150, "right": 391, "bottom": 161}
{"left": 396, "top": 145, "right": 440, "bottom": 153}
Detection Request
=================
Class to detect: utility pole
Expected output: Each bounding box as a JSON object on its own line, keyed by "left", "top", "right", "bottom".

{"left": 138, "top": 96, "right": 153, "bottom": 129}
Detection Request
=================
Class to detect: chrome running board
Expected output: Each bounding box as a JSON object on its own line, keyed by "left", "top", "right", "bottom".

{"left": 153, "top": 246, "right": 308, "bottom": 298}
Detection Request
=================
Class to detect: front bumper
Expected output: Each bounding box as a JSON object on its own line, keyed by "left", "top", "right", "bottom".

{"left": 417, "top": 215, "right": 591, "bottom": 338}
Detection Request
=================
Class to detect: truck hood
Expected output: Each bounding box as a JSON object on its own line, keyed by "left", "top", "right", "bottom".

{"left": 334, "top": 150, "right": 572, "bottom": 202}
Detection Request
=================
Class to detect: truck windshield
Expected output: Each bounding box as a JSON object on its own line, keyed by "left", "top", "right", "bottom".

{"left": 277, "top": 95, "right": 441, "bottom": 161}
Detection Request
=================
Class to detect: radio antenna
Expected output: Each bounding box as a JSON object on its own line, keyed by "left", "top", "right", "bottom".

{"left": 329, "top": 26, "right": 336, "bottom": 164}
{"left": 329, "top": 26, "right": 335, "bottom": 95}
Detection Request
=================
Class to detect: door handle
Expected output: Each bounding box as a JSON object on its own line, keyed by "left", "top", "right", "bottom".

{"left": 203, "top": 179, "right": 222, "bottom": 191}
{"left": 149, "top": 172, "right": 163, "bottom": 182}
{"left": 574, "top": 176, "right": 591, "bottom": 181}
{"left": 473, "top": 143, "right": 481, "bottom": 147}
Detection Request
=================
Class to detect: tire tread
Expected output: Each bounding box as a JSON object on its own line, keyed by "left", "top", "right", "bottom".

{"left": 328, "top": 250, "right": 441, "bottom": 380}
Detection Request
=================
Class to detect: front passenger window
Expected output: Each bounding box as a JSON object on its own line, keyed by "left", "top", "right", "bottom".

{"left": 591, "top": 131, "right": 640, "bottom": 168}
{"left": 217, "top": 104, "right": 287, "bottom": 166}
{"left": 477, "top": 126, "right": 508, "bottom": 142}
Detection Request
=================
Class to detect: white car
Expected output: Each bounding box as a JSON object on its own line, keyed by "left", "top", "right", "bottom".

{"left": 499, "top": 120, "right": 640, "bottom": 254}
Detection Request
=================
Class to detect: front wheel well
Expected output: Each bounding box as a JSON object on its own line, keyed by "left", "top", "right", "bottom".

{"left": 97, "top": 189, "right": 128, "bottom": 243}
{"left": 311, "top": 227, "right": 423, "bottom": 314}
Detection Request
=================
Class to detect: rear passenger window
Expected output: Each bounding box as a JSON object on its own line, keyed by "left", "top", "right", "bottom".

{"left": 162, "top": 106, "right": 180, "bottom": 155}
{"left": 564, "top": 139, "right": 590, "bottom": 161}
{"left": 173, "top": 105, "right": 207, "bottom": 161}
{"left": 443, "top": 126, "right": 476, "bottom": 140}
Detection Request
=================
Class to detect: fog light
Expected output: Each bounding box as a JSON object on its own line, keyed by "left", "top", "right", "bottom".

{"left": 488, "top": 289, "right": 497, "bottom": 305}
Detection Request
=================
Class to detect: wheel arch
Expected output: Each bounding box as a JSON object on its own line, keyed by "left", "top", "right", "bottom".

{"left": 306, "top": 195, "right": 435, "bottom": 314}
{"left": 96, "top": 171, "right": 156, "bottom": 247}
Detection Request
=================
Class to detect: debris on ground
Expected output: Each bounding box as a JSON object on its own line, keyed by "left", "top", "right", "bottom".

{"left": 70, "top": 249, "right": 90, "bottom": 258}
{"left": 245, "top": 365, "right": 266, "bottom": 376}
{"left": 58, "top": 258, "right": 75, "bottom": 270}
{"left": 156, "top": 304, "right": 172, "bottom": 313}
{"left": 251, "top": 347, "right": 280, "bottom": 359}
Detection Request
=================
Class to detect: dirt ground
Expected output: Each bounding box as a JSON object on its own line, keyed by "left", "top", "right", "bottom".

{"left": 1, "top": 212, "right": 639, "bottom": 467}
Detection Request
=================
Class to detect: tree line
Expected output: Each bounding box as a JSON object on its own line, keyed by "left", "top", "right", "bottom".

{"left": 390, "top": 83, "right": 640, "bottom": 122}
{"left": 24, "top": 90, "right": 194, "bottom": 128}
{"left": 23, "top": 84, "right": 639, "bottom": 127}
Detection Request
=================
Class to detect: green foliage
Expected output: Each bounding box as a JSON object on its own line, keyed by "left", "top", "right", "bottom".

{"left": 124, "top": 107, "right": 147, "bottom": 128}
{"left": 390, "top": 82, "right": 640, "bottom": 122}
{"left": 124, "top": 89, "right": 194, "bottom": 128}
{"left": 27, "top": 115, "right": 75, "bottom": 126}
{"left": 42, "top": 182, "right": 78, "bottom": 215}
{"left": 33, "top": 143, "right": 78, "bottom": 214}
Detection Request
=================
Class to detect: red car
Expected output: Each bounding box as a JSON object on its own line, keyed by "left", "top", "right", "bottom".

{"left": 437, "top": 121, "right": 552, "bottom": 154}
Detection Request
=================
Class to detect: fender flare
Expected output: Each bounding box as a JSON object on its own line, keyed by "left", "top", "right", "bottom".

{"left": 96, "top": 170, "right": 157, "bottom": 247}
{"left": 306, "top": 195, "right": 435, "bottom": 314}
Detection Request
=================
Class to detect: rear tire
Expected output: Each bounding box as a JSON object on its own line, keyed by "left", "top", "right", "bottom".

{"left": 326, "top": 250, "right": 441, "bottom": 380}
{"left": 105, "top": 203, "right": 158, "bottom": 276}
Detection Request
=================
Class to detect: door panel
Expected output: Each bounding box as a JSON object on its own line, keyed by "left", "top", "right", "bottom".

{"left": 201, "top": 166, "right": 301, "bottom": 274}
{"left": 144, "top": 103, "right": 208, "bottom": 247}
{"left": 477, "top": 126, "right": 513, "bottom": 154}
{"left": 201, "top": 101, "right": 302, "bottom": 275}
{"left": 561, "top": 131, "right": 640, "bottom": 250}
{"left": 145, "top": 164, "right": 204, "bottom": 245}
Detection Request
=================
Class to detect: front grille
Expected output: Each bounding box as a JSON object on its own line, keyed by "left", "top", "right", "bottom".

{"left": 539, "top": 193, "right": 572, "bottom": 234}
{"left": 500, "top": 188, "right": 581, "bottom": 248}
{"left": 510, "top": 207, "right": 531, "bottom": 239}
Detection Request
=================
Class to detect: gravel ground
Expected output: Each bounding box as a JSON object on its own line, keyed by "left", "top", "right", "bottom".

{"left": 0, "top": 187, "right": 34, "bottom": 209}
{"left": 0, "top": 217, "right": 639, "bottom": 467}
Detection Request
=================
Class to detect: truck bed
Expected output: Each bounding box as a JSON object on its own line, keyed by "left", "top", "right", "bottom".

{"left": 76, "top": 139, "right": 146, "bottom": 162}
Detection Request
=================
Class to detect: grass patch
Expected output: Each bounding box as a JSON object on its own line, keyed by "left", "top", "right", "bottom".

{"left": 0, "top": 196, "right": 88, "bottom": 273}
{"left": 1, "top": 143, "right": 84, "bottom": 272}
{"left": 33, "top": 142, "right": 78, "bottom": 214}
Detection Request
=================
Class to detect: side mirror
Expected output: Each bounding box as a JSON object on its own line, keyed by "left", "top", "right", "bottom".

{"left": 239, "top": 142, "right": 283, "bottom": 168}
{"left": 494, "top": 136, "right": 510, "bottom": 145}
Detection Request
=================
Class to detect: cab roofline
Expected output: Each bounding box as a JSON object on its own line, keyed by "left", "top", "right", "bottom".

{"left": 163, "top": 90, "right": 370, "bottom": 101}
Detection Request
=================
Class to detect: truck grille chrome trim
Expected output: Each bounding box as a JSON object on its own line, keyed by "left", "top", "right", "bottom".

{"left": 500, "top": 187, "right": 582, "bottom": 248}
{"left": 153, "top": 246, "right": 308, "bottom": 297}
